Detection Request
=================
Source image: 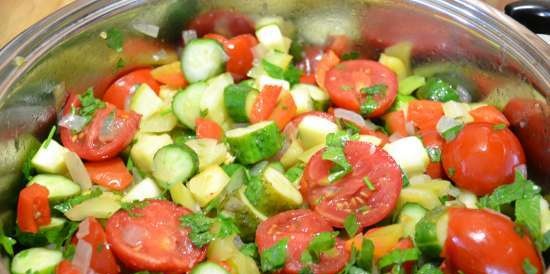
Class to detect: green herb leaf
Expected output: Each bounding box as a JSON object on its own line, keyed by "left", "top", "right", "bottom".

{"left": 261, "top": 60, "right": 302, "bottom": 85}
{"left": 121, "top": 200, "right": 149, "bottom": 212}
{"left": 363, "top": 176, "right": 375, "bottom": 191}
{"left": 260, "top": 238, "right": 288, "bottom": 272}
{"left": 416, "top": 264, "right": 444, "bottom": 274}
{"left": 245, "top": 176, "right": 264, "bottom": 205}
{"left": 216, "top": 214, "right": 240, "bottom": 238}
{"left": 285, "top": 164, "right": 304, "bottom": 182}
{"left": 284, "top": 65, "right": 303, "bottom": 85}
{"left": 341, "top": 51, "right": 360, "bottom": 61}
{"left": 53, "top": 188, "right": 103, "bottom": 213}
{"left": 21, "top": 146, "right": 39, "bottom": 181}
{"left": 42, "top": 126, "right": 57, "bottom": 149}
{"left": 378, "top": 248, "right": 420, "bottom": 269}
{"left": 289, "top": 40, "right": 304, "bottom": 62}
{"left": 105, "top": 28, "right": 124, "bottom": 52}
{"left": 307, "top": 231, "right": 338, "bottom": 262}
{"left": 356, "top": 239, "right": 374, "bottom": 271}
{"left": 360, "top": 84, "right": 387, "bottom": 96}
{"left": 240, "top": 243, "right": 259, "bottom": 259}
{"left": 417, "top": 77, "right": 459, "bottom": 102}
{"left": 299, "top": 267, "right": 314, "bottom": 274}
{"left": 515, "top": 195, "right": 541, "bottom": 243}
{"left": 360, "top": 98, "right": 378, "bottom": 116}
{"left": 63, "top": 244, "right": 76, "bottom": 259}
{"left": 426, "top": 147, "right": 441, "bottom": 163}
{"left": 493, "top": 123, "right": 506, "bottom": 130}
{"left": 344, "top": 214, "right": 360, "bottom": 237}
{"left": 0, "top": 230, "right": 16, "bottom": 256}
{"left": 522, "top": 259, "right": 538, "bottom": 274}
{"left": 447, "top": 167, "right": 456, "bottom": 178}
{"left": 441, "top": 124, "right": 463, "bottom": 141}
{"left": 116, "top": 58, "right": 125, "bottom": 69}
{"left": 180, "top": 212, "right": 215, "bottom": 248}
{"left": 478, "top": 171, "right": 540, "bottom": 210}
{"left": 77, "top": 88, "right": 106, "bottom": 128}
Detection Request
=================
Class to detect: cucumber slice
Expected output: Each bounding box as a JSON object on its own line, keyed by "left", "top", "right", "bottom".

{"left": 383, "top": 136, "right": 429, "bottom": 176}
{"left": 130, "top": 84, "right": 164, "bottom": 119}
{"left": 290, "top": 85, "right": 314, "bottom": 114}
{"left": 11, "top": 248, "right": 62, "bottom": 274}
{"left": 264, "top": 50, "right": 293, "bottom": 69}
{"left": 255, "top": 24, "right": 289, "bottom": 53}
{"left": 31, "top": 140, "right": 67, "bottom": 174}
{"left": 409, "top": 179, "right": 451, "bottom": 197}
{"left": 358, "top": 135, "right": 383, "bottom": 146}
{"left": 457, "top": 190, "right": 478, "bottom": 209}
{"left": 139, "top": 108, "right": 178, "bottom": 133}
{"left": 182, "top": 38, "right": 226, "bottom": 83}
{"left": 280, "top": 139, "right": 304, "bottom": 168}
{"left": 443, "top": 100, "right": 473, "bottom": 123}
{"left": 130, "top": 133, "right": 173, "bottom": 173}
{"left": 64, "top": 192, "right": 121, "bottom": 221}
{"left": 414, "top": 207, "right": 449, "bottom": 258}
{"left": 172, "top": 82, "right": 206, "bottom": 129}
{"left": 152, "top": 144, "right": 198, "bottom": 189}
{"left": 225, "top": 121, "right": 283, "bottom": 165}
{"left": 221, "top": 187, "right": 267, "bottom": 242}
{"left": 398, "top": 75, "right": 426, "bottom": 95}
{"left": 224, "top": 83, "right": 259, "bottom": 123}
{"left": 256, "top": 16, "right": 295, "bottom": 38}
{"left": 191, "top": 262, "right": 229, "bottom": 274}
{"left": 16, "top": 217, "right": 67, "bottom": 247}
{"left": 398, "top": 203, "right": 427, "bottom": 238}
{"left": 28, "top": 174, "right": 80, "bottom": 202}
{"left": 201, "top": 73, "right": 234, "bottom": 126}
{"left": 398, "top": 187, "right": 441, "bottom": 210}
{"left": 185, "top": 139, "right": 228, "bottom": 171}
{"left": 297, "top": 115, "right": 339, "bottom": 149}
{"left": 384, "top": 42, "right": 413, "bottom": 76}
{"left": 122, "top": 177, "right": 162, "bottom": 203}
{"left": 187, "top": 165, "right": 231, "bottom": 207}
{"left": 256, "top": 167, "right": 303, "bottom": 216}
{"left": 170, "top": 181, "right": 201, "bottom": 212}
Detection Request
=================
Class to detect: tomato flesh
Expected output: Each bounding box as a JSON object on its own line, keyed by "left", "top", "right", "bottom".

{"left": 17, "top": 184, "right": 50, "bottom": 233}
{"left": 442, "top": 123, "right": 525, "bottom": 195}
{"left": 224, "top": 34, "right": 258, "bottom": 80}
{"left": 195, "top": 118, "right": 224, "bottom": 141}
{"left": 256, "top": 209, "right": 349, "bottom": 274}
{"left": 103, "top": 69, "right": 160, "bottom": 110}
{"left": 324, "top": 60, "right": 397, "bottom": 118}
{"left": 301, "top": 141, "right": 402, "bottom": 228}
{"left": 418, "top": 130, "right": 445, "bottom": 179}
{"left": 85, "top": 157, "right": 133, "bottom": 191}
{"left": 444, "top": 208, "right": 542, "bottom": 274}
{"left": 106, "top": 200, "right": 206, "bottom": 273}
{"left": 73, "top": 217, "right": 120, "bottom": 274}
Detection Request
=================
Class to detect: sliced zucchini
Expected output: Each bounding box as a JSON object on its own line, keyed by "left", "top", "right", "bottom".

{"left": 221, "top": 187, "right": 267, "bottom": 242}
{"left": 182, "top": 38, "right": 226, "bottom": 83}
{"left": 130, "top": 83, "right": 164, "bottom": 119}
{"left": 280, "top": 139, "right": 304, "bottom": 168}
{"left": 255, "top": 167, "right": 303, "bottom": 216}
{"left": 130, "top": 133, "right": 173, "bottom": 173}
{"left": 64, "top": 192, "right": 121, "bottom": 221}
{"left": 16, "top": 217, "right": 67, "bottom": 247}
{"left": 28, "top": 174, "right": 80, "bottom": 202}
{"left": 190, "top": 262, "right": 229, "bottom": 274}
{"left": 169, "top": 181, "right": 201, "bottom": 212}
{"left": 383, "top": 136, "right": 429, "bottom": 176}
{"left": 122, "top": 177, "right": 162, "bottom": 203}
{"left": 185, "top": 138, "right": 228, "bottom": 171}
{"left": 225, "top": 121, "right": 283, "bottom": 165}
{"left": 172, "top": 82, "right": 206, "bottom": 129}
{"left": 152, "top": 144, "right": 198, "bottom": 189}
{"left": 11, "top": 248, "right": 62, "bottom": 274}
{"left": 201, "top": 73, "right": 234, "bottom": 127}
{"left": 398, "top": 203, "right": 427, "bottom": 238}
{"left": 224, "top": 83, "right": 259, "bottom": 123}
{"left": 208, "top": 236, "right": 240, "bottom": 262}
{"left": 139, "top": 108, "right": 178, "bottom": 133}
{"left": 31, "top": 140, "right": 67, "bottom": 174}
{"left": 297, "top": 115, "right": 339, "bottom": 149}
{"left": 187, "top": 165, "right": 231, "bottom": 207}
{"left": 414, "top": 207, "right": 449, "bottom": 258}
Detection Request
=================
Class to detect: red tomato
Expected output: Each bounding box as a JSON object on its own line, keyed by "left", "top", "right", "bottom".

{"left": 56, "top": 261, "right": 81, "bottom": 274}
{"left": 60, "top": 94, "right": 140, "bottom": 161}
{"left": 297, "top": 47, "right": 324, "bottom": 84}
{"left": 469, "top": 105, "right": 509, "bottom": 126}
{"left": 301, "top": 141, "right": 402, "bottom": 228}
{"left": 195, "top": 118, "right": 224, "bottom": 141}
{"left": 85, "top": 157, "right": 133, "bottom": 191}
{"left": 384, "top": 110, "right": 408, "bottom": 137}
{"left": 324, "top": 60, "right": 398, "bottom": 118}
{"left": 442, "top": 123, "right": 526, "bottom": 195}
{"left": 151, "top": 62, "right": 188, "bottom": 89}
{"left": 418, "top": 130, "right": 445, "bottom": 179}
{"left": 224, "top": 34, "right": 257, "bottom": 80}
{"left": 393, "top": 238, "right": 415, "bottom": 274}
{"left": 103, "top": 69, "right": 160, "bottom": 110}
{"left": 407, "top": 100, "right": 444, "bottom": 131}
{"left": 249, "top": 85, "right": 282, "bottom": 123}
{"left": 443, "top": 208, "right": 543, "bottom": 274}
{"left": 256, "top": 209, "right": 349, "bottom": 274}
{"left": 315, "top": 50, "right": 340, "bottom": 91}
{"left": 203, "top": 33, "right": 228, "bottom": 44}
{"left": 106, "top": 200, "right": 206, "bottom": 273}
{"left": 73, "top": 217, "right": 120, "bottom": 274}
{"left": 187, "top": 10, "right": 254, "bottom": 37}
{"left": 17, "top": 184, "right": 50, "bottom": 233}
{"left": 269, "top": 92, "right": 297, "bottom": 129}
{"left": 326, "top": 35, "right": 353, "bottom": 57}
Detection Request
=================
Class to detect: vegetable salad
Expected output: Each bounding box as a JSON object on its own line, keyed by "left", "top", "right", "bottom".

{"left": 6, "top": 9, "right": 548, "bottom": 274}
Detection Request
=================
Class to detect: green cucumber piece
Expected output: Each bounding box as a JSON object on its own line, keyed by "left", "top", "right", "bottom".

{"left": 64, "top": 192, "right": 121, "bottom": 221}
{"left": 139, "top": 108, "right": 178, "bottom": 133}
{"left": 152, "top": 144, "right": 198, "bottom": 189}
{"left": 280, "top": 139, "right": 304, "bottom": 168}
{"left": 191, "top": 262, "right": 230, "bottom": 274}
{"left": 201, "top": 73, "right": 234, "bottom": 127}
{"left": 297, "top": 115, "right": 339, "bottom": 149}
{"left": 122, "top": 177, "right": 162, "bottom": 203}
{"left": 31, "top": 140, "right": 67, "bottom": 174}
{"left": 255, "top": 167, "right": 303, "bottom": 216}
{"left": 224, "top": 83, "right": 259, "bottom": 123}
{"left": 172, "top": 82, "right": 206, "bottom": 129}
{"left": 221, "top": 187, "right": 267, "bottom": 242}
{"left": 290, "top": 84, "right": 328, "bottom": 113}
{"left": 383, "top": 136, "right": 429, "bottom": 176}
{"left": 130, "top": 133, "right": 173, "bottom": 173}
{"left": 263, "top": 50, "right": 293, "bottom": 70}
{"left": 398, "top": 203, "right": 427, "bottom": 238}
{"left": 414, "top": 207, "right": 449, "bottom": 258}
{"left": 16, "top": 217, "right": 67, "bottom": 247}
{"left": 225, "top": 121, "right": 283, "bottom": 165}
{"left": 130, "top": 83, "right": 164, "bottom": 119}
{"left": 187, "top": 165, "right": 231, "bottom": 207}
{"left": 28, "top": 174, "right": 81, "bottom": 202}
{"left": 182, "top": 38, "right": 226, "bottom": 83}
{"left": 11, "top": 248, "right": 62, "bottom": 274}
{"left": 185, "top": 138, "right": 228, "bottom": 171}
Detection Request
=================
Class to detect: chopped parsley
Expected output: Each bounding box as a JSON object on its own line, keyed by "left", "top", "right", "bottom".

{"left": 116, "top": 57, "right": 125, "bottom": 69}
{"left": 53, "top": 188, "right": 103, "bottom": 213}
{"left": 522, "top": 259, "right": 538, "bottom": 274}
{"left": 77, "top": 88, "right": 106, "bottom": 127}
{"left": 341, "top": 51, "right": 360, "bottom": 61}
{"left": 426, "top": 147, "right": 441, "bottom": 163}
{"left": 378, "top": 247, "right": 420, "bottom": 270}
{"left": 478, "top": 171, "right": 540, "bottom": 211}
{"left": 0, "top": 230, "right": 16, "bottom": 256}
{"left": 289, "top": 40, "right": 304, "bottom": 62}
{"left": 515, "top": 196, "right": 541, "bottom": 244}
{"left": 21, "top": 146, "right": 39, "bottom": 181}
{"left": 300, "top": 232, "right": 338, "bottom": 264}
{"left": 344, "top": 214, "right": 360, "bottom": 237}
{"left": 261, "top": 59, "right": 302, "bottom": 85}
{"left": 105, "top": 28, "right": 124, "bottom": 52}
{"left": 121, "top": 200, "right": 149, "bottom": 212}
{"left": 441, "top": 124, "right": 463, "bottom": 141}
{"left": 180, "top": 213, "right": 239, "bottom": 248}
{"left": 240, "top": 243, "right": 259, "bottom": 259}
{"left": 360, "top": 98, "right": 378, "bottom": 116}
{"left": 260, "top": 238, "right": 288, "bottom": 272}
{"left": 341, "top": 239, "right": 374, "bottom": 274}
{"left": 42, "top": 126, "right": 57, "bottom": 149}
{"left": 447, "top": 167, "right": 456, "bottom": 178}
{"left": 416, "top": 264, "right": 443, "bottom": 274}
{"left": 322, "top": 131, "right": 359, "bottom": 183}
{"left": 493, "top": 123, "right": 506, "bottom": 130}
{"left": 363, "top": 176, "right": 375, "bottom": 191}
{"left": 360, "top": 84, "right": 387, "bottom": 96}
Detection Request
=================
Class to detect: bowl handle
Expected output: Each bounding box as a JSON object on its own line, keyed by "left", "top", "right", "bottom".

{"left": 504, "top": 0, "right": 550, "bottom": 35}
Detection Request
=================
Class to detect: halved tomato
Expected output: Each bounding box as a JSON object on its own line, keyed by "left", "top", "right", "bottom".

{"left": 324, "top": 60, "right": 397, "bottom": 118}
{"left": 224, "top": 34, "right": 258, "bottom": 80}
{"left": 301, "top": 141, "right": 402, "bottom": 228}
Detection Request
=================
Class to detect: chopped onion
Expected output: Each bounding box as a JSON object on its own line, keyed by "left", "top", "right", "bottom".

{"left": 75, "top": 218, "right": 90, "bottom": 239}
{"left": 436, "top": 116, "right": 460, "bottom": 135}
{"left": 64, "top": 151, "right": 92, "bottom": 190}
{"left": 182, "top": 29, "right": 197, "bottom": 45}
{"left": 58, "top": 114, "right": 88, "bottom": 132}
{"left": 334, "top": 108, "right": 366, "bottom": 127}
{"left": 388, "top": 132, "right": 403, "bottom": 143}
{"left": 72, "top": 240, "right": 92, "bottom": 274}
{"left": 133, "top": 23, "right": 159, "bottom": 38}
{"left": 515, "top": 164, "right": 528, "bottom": 178}
{"left": 405, "top": 121, "right": 416, "bottom": 136}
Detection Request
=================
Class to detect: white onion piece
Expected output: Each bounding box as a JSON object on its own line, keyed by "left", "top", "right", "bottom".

{"left": 436, "top": 116, "right": 460, "bottom": 135}
{"left": 133, "top": 23, "right": 159, "bottom": 38}
{"left": 515, "top": 164, "right": 528, "bottom": 178}
{"left": 388, "top": 132, "right": 403, "bottom": 143}
{"left": 64, "top": 151, "right": 92, "bottom": 190}
{"left": 182, "top": 29, "right": 197, "bottom": 45}
{"left": 76, "top": 218, "right": 90, "bottom": 239}
{"left": 405, "top": 121, "right": 416, "bottom": 136}
{"left": 72, "top": 239, "right": 92, "bottom": 274}
{"left": 334, "top": 108, "right": 366, "bottom": 127}
{"left": 58, "top": 114, "right": 88, "bottom": 132}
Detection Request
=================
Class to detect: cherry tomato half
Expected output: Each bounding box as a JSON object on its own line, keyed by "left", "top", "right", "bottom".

{"left": 106, "top": 200, "right": 206, "bottom": 273}
{"left": 443, "top": 208, "right": 542, "bottom": 274}
{"left": 301, "top": 141, "right": 402, "bottom": 228}
{"left": 224, "top": 34, "right": 258, "bottom": 80}
{"left": 324, "top": 60, "right": 397, "bottom": 118}
{"left": 442, "top": 123, "right": 525, "bottom": 195}
{"left": 17, "top": 184, "right": 50, "bottom": 233}
{"left": 103, "top": 69, "right": 160, "bottom": 110}
{"left": 60, "top": 94, "right": 140, "bottom": 161}
{"left": 256, "top": 209, "right": 349, "bottom": 274}
{"left": 73, "top": 217, "right": 120, "bottom": 274}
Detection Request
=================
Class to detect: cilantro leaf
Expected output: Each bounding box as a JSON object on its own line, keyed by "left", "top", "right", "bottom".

{"left": 356, "top": 238, "right": 374, "bottom": 271}
{"left": 322, "top": 146, "right": 351, "bottom": 182}
{"left": 363, "top": 176, "right": 375, "bottom": 191}
{"left": 105, "top": 28, "right": 124, "bottom": 52}
{"left": 478, "top": 171, "right": 540, "bottom": 210}
{"left": 0, "top": 230, "right": 16, "bottom": 256}
{"left": 21, "top": 145, "right": 39, "bottom": 181}
{"left": 53, "top": 188, "right": 103, "bottom": 213}
{"left": 240, "top": 243, "right": 259, "bottom": 259}
{"left": 344, "top": 214, "right": 360, "bottom": 237}
{"left": 522, "top": 259, "right": 538, "bottom": 274}
{"left": 116, "top": 57, "right": 125, "bottom": 69}
{"left": 180, "top": 213, "right": 215, "bottom": 248}
{"left": 261, "top": 60, "right": 302, "bottom": 85}
{"left": 378, "top": 248, "right": 420, "bottom": 269}
{"left": 426, "top": 147, "right": 441, "bottom": 163}
{"left": 515, "top": 196, "right": 541, "bottom": 241}
{"left": 493, "top": 123, "right": 506, "bottom": 130}
{"left": 306, "top": 231, "right": 338, "bottom": 263}
{"left": 76, "top": 88, "right": 106, "bottom": 130}
{"left": 289, "top": 40, "right": 304, "bottom": 62}
{"left": 416, "top": 264, "right": 443, "bottom": 274}
{"left": 260, "top": 238, "right": 288, "bottom": 272}
{"left": 245, "top": 176, "right": 264, "bottom": 205}
{"left": 360, "top": 84, "right": 387, "bottom": 96}
{"left": 216, "top": 215, "right": 240, "bottom": 238}
{"left": 360, "top": 98, "right": 378, "bottom": 116}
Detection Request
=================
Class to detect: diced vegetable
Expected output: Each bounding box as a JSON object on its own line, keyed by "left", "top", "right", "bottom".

{"left": 64, "top": 192, "right": 121, "bottom": 221}
{"left": 190, "top": 261, "right": 230, "bottom": 274}
{"left": 280, "top": 139, "right": 304, "bottom": 168}
{"left": 364, "top": 224, "right": 404, "bottom": 259}
{"left": 221, "top": 187, "right": 267, "bottom": 242}
{"left": 15, "top": 217, "right": 67, "bottom": 247}
{"left": 200, "top": 73, "right": 234, "bottom": 127}
{"left": 122, "top": 177, "right": 162, "bottom": 202}
{"left": 63, "top": 151, "right": 92, "bottom": 191}
{"left": 254, "top": 167, "right": 303, "bottom": 216}
{"left": 379, "top": 54, "right": 407, "bottom": 80}
{"left": 11, "top": 248, "right": 62, "bottom": 274}
{"left": 255, "top": 24, "right": 289, "bottom": 53}
{"left": 28, "top": 174, "right": 80, "bottom": 202}
{"left": 297, "top": 115, "right": 339, "bottom": 149}
{"left": 185, "top": 138, "right": 228, "bottom": 171}
{"left": 290, "top": 84, "right": 329, "bottom": 114}
{"left": 225, "top": 121, "right": 283, "bottom": 165}
{"left": 130, "top": 133, "right": 173, "bottom": 173}
{"left": 417, "top": 77, "right": 460, "bottom": 102}
{"left": 398, "top": 187, "right": 441, "bottom": 210}
{"left": 414, "top": 207, "right": 449, "bottom": 258}
{"left": 398, "top": 203, "right": 427, "bottom": 238}
{"left": 139, "top": 108, "right": 178, "bottom": 133}
{"left": 152, "top": 144, "right": 198, "bottom": 189}
{"left": 383, "top": 42, "right": 412, "bottom": 75}
{"left": 187, "top": 165, "right": 231, "bottom": 207}
{"left": 181, "top": 38, "right": 227, "bottom": 83}
{"left": 442, "top": 100, "right": 473, "bottom": 123}
{"left": 398, "top": 75, "right": 425, "bottom": 95}
{"left": 130, "top": 83, "right": 164, "bottom": 119}
{"left": 384, "top": 136, "right": 429, "bottom": 176}
{"left": 31, "top": 140, "right": 67, "bottom": 174}
{"left": 172, "top": 82, "right": 206, "bottom": 129}
{"left": 169, "top": 181, "right": 201, "bottom": 212}
{"left": 151, "top": 61, "right": 188, "bottom": 88}
{"left": 224, "top": 83, "right": 259, "bottom": 123}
